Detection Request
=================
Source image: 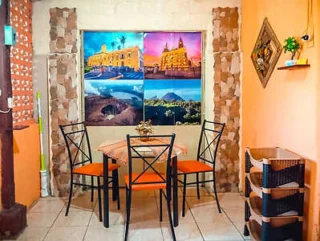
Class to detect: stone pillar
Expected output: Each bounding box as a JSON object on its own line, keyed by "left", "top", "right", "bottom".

{"left": 48, "top": 8, "right": 78, "bottom": 196}
{"left": 212, "top": 7, "right": 240, "bottom": 192}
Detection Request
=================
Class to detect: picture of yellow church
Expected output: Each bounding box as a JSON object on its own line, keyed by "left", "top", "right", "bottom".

{"left": 84, "top": 32, "right": 144, "bottom": 80}
{"left": 87, "top": 44, "right": 143, "bottom": 72}
{"left": 159, "top": 38, "right": 191, "bottom": 71}
{"left": 144, "top": 32, "right": 202, "bottom": 79}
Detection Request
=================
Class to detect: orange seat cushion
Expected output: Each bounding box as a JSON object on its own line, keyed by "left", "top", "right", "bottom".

{"left": 72, "top": 163, "right": 119, "bottom": 176}
{"left": 124, "top": 173, "right": 166, "bottom": 191}
{"left": 177, "top": 160, "right": 213, "bottom": 174}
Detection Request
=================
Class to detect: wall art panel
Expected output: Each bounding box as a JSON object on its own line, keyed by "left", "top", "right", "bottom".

{"left": 83, "top": 31, "right": 202, "bottom": 126}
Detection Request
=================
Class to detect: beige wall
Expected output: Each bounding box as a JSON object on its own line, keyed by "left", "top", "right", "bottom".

{"left": 32, "top": 0, "right": 241, "bottom": 185}
{"left": 241, "top": 0, "right": 320, "bottom": 239}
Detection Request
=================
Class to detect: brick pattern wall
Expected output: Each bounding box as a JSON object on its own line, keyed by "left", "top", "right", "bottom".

{"left": 212, "top": 7, "right": 240, "bottom": 192}
{"left": 10, "top": 0, "right": 33, "bottom": 123}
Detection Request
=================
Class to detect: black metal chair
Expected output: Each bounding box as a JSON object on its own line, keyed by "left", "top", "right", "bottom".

{"left": 124, "top": 134, "right": 176, "bottom": 241}
{"left": 177, "top": 120, "right": 225, "bottom": 216}
{"left": 59, "top": 122, "right": 120, "bottom": 222}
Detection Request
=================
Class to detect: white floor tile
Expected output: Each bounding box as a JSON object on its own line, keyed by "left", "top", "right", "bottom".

{"left": 53, "top": 211, "right": 92, "bottom": 227}
{"left": 62, "top": 190, "right": 97, "bottom": 212}
{"left": 198, "top": 215, "right": 243, "bottom": 241}
{"left": 16, "top": 227, "right": 49, "bottom": 241}
{"left": 233, "top": 222, "right": 251, "bottom": 240}
{"left": 127, "top": 221, "right": 163, "bottom": 241}
{"left": 44, "top": 227, "right": 87, "bottom": 241}
{"left": 89, "top": 210, "right": 124, "bottom": 227}
{"left": 84, "top": 225, "right": 124, "bottom": 241}
{"left": 156, "top": 195, "right": 195, "bottom": 224}
{"left": 29, "top": 200, "right": 64, "bottom": 213}
{"left": 20, "top": 192, "right": 247, "bottom": 241}
{"left": 223, "top": 207, "right": 245, "bottom": 222}
{"left": 219, "top": 193, "right": 245, "bottom": 209}
{"left": 27, "top": 213, "right": 59, "bottom": 228}
{"left": 161, "top": 222, "right": 203, "bottom": 241}
{"left": 188, "top": 197, "right": 222, "bottom": 224}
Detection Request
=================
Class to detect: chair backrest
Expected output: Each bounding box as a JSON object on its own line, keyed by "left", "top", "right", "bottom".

{"left": 196, "top": 120, "right": 225, "bottom": 166}
{"left": 126, "top": 134, "right": 176, "bottom": 189}
{"left": 59, "top": 122, "right": 92, "bottom": 171}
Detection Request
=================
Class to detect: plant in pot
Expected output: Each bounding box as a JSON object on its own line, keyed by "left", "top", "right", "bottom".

{"left": 283, "top": 37, "right": 301, "bottom": 66}
{"left": 135, "top": 120, "right": 154, "bottom": 141}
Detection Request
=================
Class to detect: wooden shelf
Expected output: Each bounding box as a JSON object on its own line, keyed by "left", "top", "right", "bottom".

{"left": 12, "top": 125, "right": 29, "bottom": 130}
{"left": 277, "top": 64, "right": 310, "bottom": 70}
{"left": 0, "top": 125, "right": 29, "bottom": 131}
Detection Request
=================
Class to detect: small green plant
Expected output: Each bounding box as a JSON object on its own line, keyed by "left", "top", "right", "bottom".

{"left": 283, "top": 37, "right": 301, "bottom": 60}
{"left": 135, "top": 119, "right": 154, "bottom": 136}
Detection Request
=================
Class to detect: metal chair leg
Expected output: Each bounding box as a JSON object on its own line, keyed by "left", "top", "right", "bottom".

{"left": 91, "top": 176, "right": 94, "bottom": 202}
{"left": 66, "top": 175, "right": 73, "bottom": 216}
{"left": 97, "top": 177, "right": 102, "bottom": 222}
{"left": 182, "top": 174, "right": 187, "bottom": 217}
{"left": 196, "top": 173, "right": 200, "bottom": 199}
{"left": 124, "top": 187, "right": 132, "bottom": 241}
{"left": 159, "top": 190, "right": 163, "bottom": 222}
{"left": 166, "top": 188, "right": 176, "bottom": 241}
{"left": 213, "top": 172, "right": 221, "bottom": 213}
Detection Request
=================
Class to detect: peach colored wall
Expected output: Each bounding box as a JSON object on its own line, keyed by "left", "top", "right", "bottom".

{"left": 13, "top": 121, "right": 41, "bottom": 208}
{"left": 241, "top": 0, "right": 320, "bottom": 240}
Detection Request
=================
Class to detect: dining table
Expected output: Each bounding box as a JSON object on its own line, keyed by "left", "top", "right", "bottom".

{"left": 97, "top": 137, "right": 188, "bottom": 228}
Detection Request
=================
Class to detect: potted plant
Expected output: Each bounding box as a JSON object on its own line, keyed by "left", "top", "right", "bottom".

{"left": 135, "top": 120, "right": 154, "bottom": 141}
{"left": 283, "top": 37, "right": 301, "bottom": 66}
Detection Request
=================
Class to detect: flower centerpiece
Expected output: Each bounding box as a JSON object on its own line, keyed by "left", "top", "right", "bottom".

{"left": 135, "top": 120, "right": 154, "bottom": 141}
{"left": 283, "top": 37, "right": 301, "bottom": 66}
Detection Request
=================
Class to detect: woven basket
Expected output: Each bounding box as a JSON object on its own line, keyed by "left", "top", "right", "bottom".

{"left": 246, "top": 218, "right": 303, "bottom": 241}
{"left": 247, "top": 194, "right": 303, "bottom": 219}
{"left": 245, "top": 147, "right": 304, "bottom": 171}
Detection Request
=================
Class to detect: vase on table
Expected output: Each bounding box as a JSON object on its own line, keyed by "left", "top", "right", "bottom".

{"left": 139, "top": 131, "right": 150, "bottom": 141}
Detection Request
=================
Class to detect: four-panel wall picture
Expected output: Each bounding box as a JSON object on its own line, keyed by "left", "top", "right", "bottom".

{"left": 83, "top": 31, "right": 202, "bottom": 126}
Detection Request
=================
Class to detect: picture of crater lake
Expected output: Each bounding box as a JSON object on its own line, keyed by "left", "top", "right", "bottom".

{"left": 84, "top": 79, "right": 143, "bottom": 126}
{"left": 144, "top": 79, "right": 201, "bottom": 125}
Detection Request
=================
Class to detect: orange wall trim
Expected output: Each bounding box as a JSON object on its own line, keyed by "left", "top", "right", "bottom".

{"left": 13, "top": 121, "right": 41, "bottom": 208}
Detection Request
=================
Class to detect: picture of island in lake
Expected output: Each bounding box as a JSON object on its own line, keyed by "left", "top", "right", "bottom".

{"left": 84, "top": 80, "right": 143, "bottom": 126}
{"left": 83, "top": 32, "right": 144, "bottom": 80}
{"left": 144, "top": 79, "right": 201, "bottom": 125}
{"left": 144, "top": 32, "right": 202, "bottom": 79}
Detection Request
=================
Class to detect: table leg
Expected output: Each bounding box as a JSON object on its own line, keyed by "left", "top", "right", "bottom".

{"left": 172, "top": 156, "right": 179, "bottom": 227}
{"left": 111, "top": 159, "right": 117, "bottom": 201}
{"left": 103, "top": 154, "right": 109, "bottom": 228}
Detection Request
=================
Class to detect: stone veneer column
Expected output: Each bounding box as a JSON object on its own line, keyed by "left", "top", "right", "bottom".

{"left": 48, "top": 8, "right": 78, "bottom": 196}
{"left": 212, "top": 7, "right": 240, "bottom": 192}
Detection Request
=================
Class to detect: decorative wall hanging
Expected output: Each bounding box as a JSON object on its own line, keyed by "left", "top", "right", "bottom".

{"left": 251, "top": 18, "right": 282, "bottom": 88}
{"left": 83, "top": 31, "right": 202, "bottom": 126}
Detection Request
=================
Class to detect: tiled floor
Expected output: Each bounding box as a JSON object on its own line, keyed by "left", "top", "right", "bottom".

{"left": 12, "top": 188, "right": 251, "bottom": 241}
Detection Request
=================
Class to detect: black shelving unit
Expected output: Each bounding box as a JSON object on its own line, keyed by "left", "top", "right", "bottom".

{"left": 244, "top": 147, "right": 305, "bottom": 241}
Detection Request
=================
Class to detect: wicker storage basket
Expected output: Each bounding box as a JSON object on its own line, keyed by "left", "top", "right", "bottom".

{"left": 246, "top": 218, "right": 303, "bottom": 241}
{"left": 245, "top": 172, "right": 300, "bottom": 198}
{"left": 246, "top": 193, "right": 303, "bottom": 218}
{"left": 245, "top": 147, "right": 305, "bottom": 188}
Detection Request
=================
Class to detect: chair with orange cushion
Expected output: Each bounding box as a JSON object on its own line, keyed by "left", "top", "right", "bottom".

{"left": 177, "top": 120, "right": 225, "bottom": 216}
{"left": 124, "top": 134, "right": 176, "bottom": 241}
{"left": 59, "top": 122, "right": 120, "bottom": 222}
